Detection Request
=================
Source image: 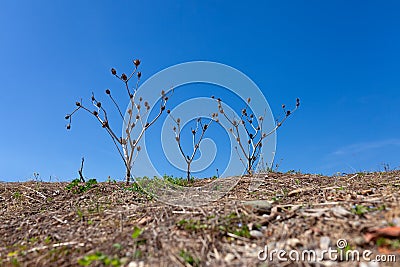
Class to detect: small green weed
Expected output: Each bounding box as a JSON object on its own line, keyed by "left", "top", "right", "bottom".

{"left": 179, "top": 250, "right": 199, "bottom": 266}
{"left": 66, "top": 178, "right": 97, "bottom": 194}
{"left": 78, "top": 252, "right": 121, "bottom": 266}
{"left": 351, "top": 205, "right": 369, "bottom": 215}
{"left": 163, "top": 175, "right": 193, "bottom": 186}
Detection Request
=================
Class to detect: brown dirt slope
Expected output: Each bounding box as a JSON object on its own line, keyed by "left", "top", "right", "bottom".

{"left": 1, "top": 171, "right": 400, "bottom": 267}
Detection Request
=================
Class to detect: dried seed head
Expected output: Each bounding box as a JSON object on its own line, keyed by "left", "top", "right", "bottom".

{"left": 96, "top": 102, "right": 101, "bottom": 108}
{"left": 296, "top": 98, "right": 300, "bottom": 107}
{"left": 144, "top": 101, "right": 149, "bottom": 107}
{"left": 145, "top": 122, "right": 149, "bottom": 127}
{"left": 204, "top": 125, "right": 208, "bottom": 130}
{"left": 137, "top": 72, "right": 142, "bottom": 78}
{"left": 250, "top": 114, "right": 254, "bottom": 118}
{"left": 133, "top": 59, "right": 141, "bottom": 67}
{"left": 167, "top": 109, "right": 171, "bottom": 114}
{"left": 93, "top": 111, "right": 98, "bottom": 116}
{"left": 105, "top": 89, "right": 111, "bottom": 95}
{"left": 177, "top": 118, "right": 181, "bottom": 124}
{"left": 258, "top": 143, "right": 262, "bottom": 147}
{"left": 91, "top": 95, "right": 95, "bottom": 101}
{"left": 211, "top": 95, "right": 215, "bottom": 99}
{"left": 66, "top": 124, "right": 71, "bottom": 130}
{"left": 121, "top": 73, "right": 127, "bottom": 81}
{"left": 195, "top": 144, "right": 199, "bottom": 149}
{"left": 249, "top": 133, "right": 253, "bottom": 139}
{"left": 242, "top": 109, "right": 246, "bottom": 115}
{"left": 102, "top": 121, "right": 108, "bottom": 128}
{"left": 137, "top": 104, "right": 141, "bottom": 110}
{"left": 136, "top": 115, "right": 140, "bottom": 119}
{"left": 248, "top": 140, "right": 251, "bottom": 144}
{"left": 259, "top": 116, "right": 263, "bottom": 121}
{"left": 277, "top": 122, "right": 282, "bottom": 127}
{"left": 229, "top": 128, "right": 233, "bottom": 132}
{"left": 262, "top": 133, "right": 267, "bottom": 137}
{"left": 282, "top": 104, "right": 286, "bottom": 109}
{"left": 173, "top": 126, "right": 176, "bottom": 131}
{"left": 247, "top": 97, "right": 251, "bottom": 103}
{"left": 75, "top": 102, "right": 81, "bottom": 107}
{"left": 111, "top": 68, "right": 117, "bottom": 75}
{"left": 137, "top": 146, "right": 141, "bottom": 152}
{"left": 128, "top": 109, "right": 132, "bottom": 114}
{"left": 130, "top": 94, "right": 133, "bottom": 99}
{"left": 161, "top": 106, "right": 166, "bottom": 111}
{"left": 233, "top": 120, "right": 237, "bottom": 126}
{"left": 139, "top": 97, "right": 143, "bottom": 101}
{"left": 164, "top": 96, "right": 169, "bottom": 101}
{"left": 161, "top": 90, "right": 165, "bottom": 96}
{"left": 175, "top": 136, "right": 179, "bottom": 142}
{"left": 65, "top": 115, "right": 70, "bottom": 120}
{"left": 236, "top": 137, "right": 240, "bottom": 142}
{"left": 192, "top": 129, "right": 196, "bottom": 134}
{"left": 286, "top": 110, "right": 291, "bottom": 116}
{"left": 256, "top": 126, "right": 260, "bottom": 130}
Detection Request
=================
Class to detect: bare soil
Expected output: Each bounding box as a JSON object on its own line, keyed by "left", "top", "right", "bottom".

{"left": 1, "top": 171, "right": 400, "bottom": 267}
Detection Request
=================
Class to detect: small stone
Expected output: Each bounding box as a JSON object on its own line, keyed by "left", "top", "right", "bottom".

{"left": 320, "top": 236, "right": 330, "bottom": 250}
{"left": 250, "top": 230, "right": 264, "bottom": 238}
{"left": 242, "top": 200, "right": 272, "bottom": 215}
{"left": 224, "top": 253, "right": 235, "bottom": 262}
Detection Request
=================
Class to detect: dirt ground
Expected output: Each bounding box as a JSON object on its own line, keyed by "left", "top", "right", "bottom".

{"left": 1, "top": 171, "right": 400, "bottom": 267}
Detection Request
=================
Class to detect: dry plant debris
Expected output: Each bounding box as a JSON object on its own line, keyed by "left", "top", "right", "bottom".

{"left": 1, "top": 171, "right": 400, "bottom": 266}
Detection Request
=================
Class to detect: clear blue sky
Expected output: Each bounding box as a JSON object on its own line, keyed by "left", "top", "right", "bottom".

{"left": 1, "top": 1, "right": 399, "bottom": 182}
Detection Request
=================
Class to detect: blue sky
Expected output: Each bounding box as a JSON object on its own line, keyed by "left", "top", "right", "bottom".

{"left": 1, "top": 1, "right": 399, "bottom": 182}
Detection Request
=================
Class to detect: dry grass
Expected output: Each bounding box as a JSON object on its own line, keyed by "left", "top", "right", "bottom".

{"left": 1, "top": 171, "right": 400, "bottom": 266}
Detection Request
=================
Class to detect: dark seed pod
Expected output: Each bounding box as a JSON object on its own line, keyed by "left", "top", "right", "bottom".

{"left": 192, "top": 130, "right": 196, "bottom": 134}
{"left": 105, "top": 89, "right": 111, "bottom": 95}
{"left": 133, "top": 59, "right": 141, "bottom": 67}
{"left": 121, "top": 73, "right": 127, "bottom": 81}
{"left": 249, "top": 133, "right": 253, "bottom": 139}
{"left": 111, "top": 68, "right": 117, "bottom": 75}
{"left": 93, "top": 111, "right": 98, "bottom": 116}
{"left": 282, "top": 104, "right": 286, "bottom": 109}
{"left": 204, "top": 125, "right": 208, "bottom": 130}
{"left": 286, "top": 110, "right": 291, "bottom": 116}
{"left": 66, "top": 124, "right": 71, "bottom": 130}
{"left": 161, "top": 106, "right": 166, "bottom": 111}
{"left": 96, "top": 102, "right": 101, "bottom": 108}
{"left": 65, "top": 115, "right": 70, "bottom": 120}
{"left": 137, "top": 72, "right": 142, "bottom": 78}
{"left": 167, "top": 110, "right": 171, "bottom": 114}
{"left": 75, "top": 102, "right": 81, "bottom": 107}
